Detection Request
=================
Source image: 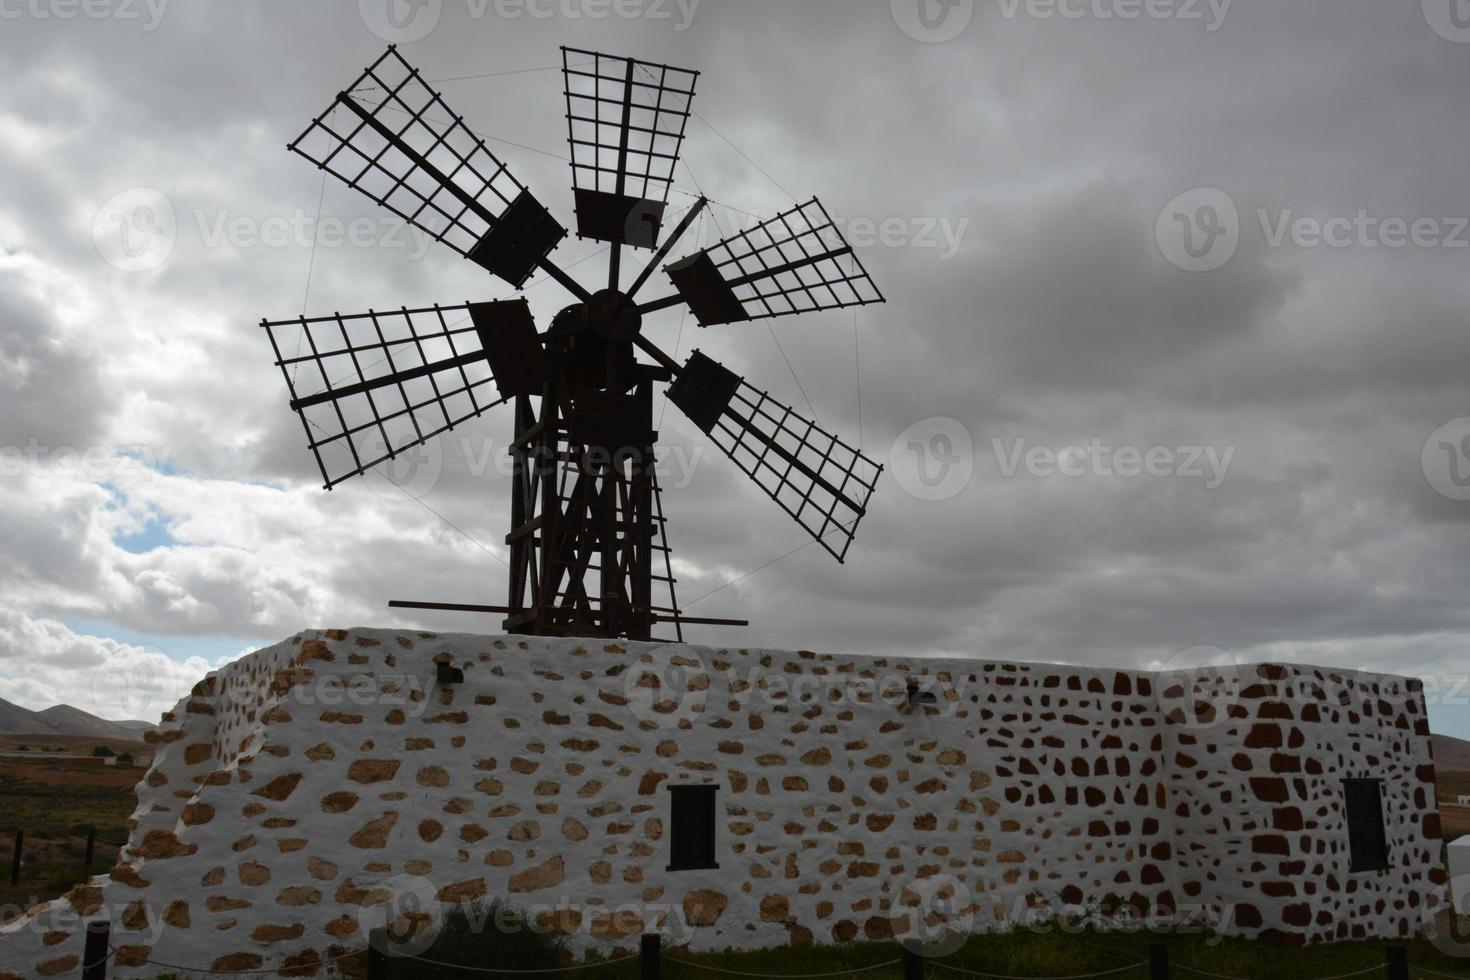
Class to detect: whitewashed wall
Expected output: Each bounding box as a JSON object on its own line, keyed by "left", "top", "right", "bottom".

{"left": 0, "top": 629, "right": 1445, "bottom": 978}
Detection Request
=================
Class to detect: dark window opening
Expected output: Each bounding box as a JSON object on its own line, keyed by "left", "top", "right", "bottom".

{"left": 668, "top": 784, "right": 718, "bottom": 871}
{"left": 1344, "top": 778, "right": 1389, "bottom": 872}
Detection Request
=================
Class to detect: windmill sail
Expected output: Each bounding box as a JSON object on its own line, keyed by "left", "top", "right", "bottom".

{"left": 666, "top": 352, "right": 882, "bottom": 562}
{"left": 658, "top": 198, "right": 884, "bottom": 326}
{"left": 562, "top": 47, "right": 699, "bottom": 249}
{"left": 262, "top": 300, "right": 539, "bottom": 489}
{"left": 290, "top": 46, "right": 566, "bottom": 287}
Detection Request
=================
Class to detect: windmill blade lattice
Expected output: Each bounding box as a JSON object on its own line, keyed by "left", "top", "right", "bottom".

{"left": 667, "top": 351, "right": 882, "bottom": 563}
{"left": 262, "top": 301, "right": 537, "bottom": 489}
{"left": 653, "top": 198, "right": 884, "bottom": 325}
{"left": 561, "top": 47, "right": 698, "bottom": 249}
{"left": 290, "top": 46, "right": 567, "bottom": 289}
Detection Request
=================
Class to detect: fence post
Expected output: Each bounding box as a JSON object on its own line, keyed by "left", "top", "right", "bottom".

{"left": 1385, "top": 945, "right": 1408, "bottom": 980}
{"left": 368, "top": 927, "right": 388, "bottom": 980}
{"left": 10, "top": 830, "right": 20, "bottom": 886}
{"left": 1148, "top": 943, "right": 1169, "bottom": 980}
{"left": 642, "top": 933, "right": 662, "bottom": 980}
{"left": 82, "top": 920, "right": 109, "bottom": 980}
{"left": 902, "top": 941, "right": 925, "bottom": 980}
{"left": 85, "top": 827, "right": 96, "bottom": 866}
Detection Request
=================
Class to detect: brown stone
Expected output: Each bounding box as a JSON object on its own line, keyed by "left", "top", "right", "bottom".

{"left": 438, "top": 878, "right": 488, "bottom": 903}
{"left": 349, "top": 812, "right": 399, "bottom": 848}
{"left": 760, "top": 895, "right": 792, "bottom": 923}
{"left": 308, "top": 857, "right": 339, "bottom": 880}
{"left": 417, "top": 766, "right": 450, "bottom": 787}
{"left": 321, "top": 791, "right": 359, "bottom": 813}
{"left": 509, "top": 856, "right": 566, "bottom": 893}
{"left": 683, "top": 889, "right": 729, "bottom": 927}
{"left": 251, "top": 923, "right": 305, "bottom": 943}
{"left": 239, "top": 861, "right": 272, "bottom": 886}
{"left": 252, "top": 773, "right": 304, "bottom": 802}
{"left": 213, "top": 953, "right": 267, "bottom": 971}
{"left": 347, "top": 759, "right": 401, "bottom": 784}
{"left": 278, "top": 886, "right": 323, "bottom": 906}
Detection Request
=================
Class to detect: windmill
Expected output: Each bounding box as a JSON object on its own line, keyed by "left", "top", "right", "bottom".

{"left": 260, "top": 46, "right": 886, "bottom": 643}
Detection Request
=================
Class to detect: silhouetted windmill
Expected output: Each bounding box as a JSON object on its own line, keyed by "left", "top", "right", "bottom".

{"left": 261, "top": 46, "right": 886, "bottom": 642}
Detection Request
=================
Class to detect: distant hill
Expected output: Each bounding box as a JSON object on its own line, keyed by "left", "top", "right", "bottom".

{"left": 1435, "top": 734, "right": 1470, "bottom": 773}
{"left": 0, "top": 697, "right": 155, "bottom": 740}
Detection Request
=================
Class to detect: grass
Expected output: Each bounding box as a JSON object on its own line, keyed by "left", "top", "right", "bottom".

{"left": 0, "top": 759, "right": 136, "bottom": 842}
{"left": 126, "top": 917, "right": 1470, "bottom": 980}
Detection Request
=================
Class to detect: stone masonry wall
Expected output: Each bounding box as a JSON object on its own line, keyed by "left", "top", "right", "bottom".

{"left": 0, "top": 630, "right": 1443, "bottom": 979}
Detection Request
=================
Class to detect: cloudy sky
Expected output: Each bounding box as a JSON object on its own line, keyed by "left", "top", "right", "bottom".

{"left": 2, "top": 0, "right": 1468, "bottom": 735}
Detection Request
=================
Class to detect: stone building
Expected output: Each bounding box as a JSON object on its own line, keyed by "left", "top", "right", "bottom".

{"left": 0, "top": 629, "right": 1446, "bottom": 978}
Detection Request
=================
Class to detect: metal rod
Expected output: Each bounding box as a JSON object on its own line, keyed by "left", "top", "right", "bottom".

{"left": 389, "top": 601, "right": 517, "bottom": 615}
{"left": 85, "top": 828, "right": 95, "bottom": 866}
{"left": 652, "top": 615, "right": 749, "bottom": 627}
{"left": 633, "top": 335, "right": 683, "bottom": 375}
{"left": 725, "top": 245, "right": 854, "bottom": 289}
{"left": 629, "top": 196, "right": 707, "bottom": 299}
{"left": 10, "top": 830, "right": 21, "bottom": 886}
{"left": 335, "top": 92, "right": 498, "bottom": 228}
{"left": 637, "top": 293, "right": 686, "bottom": 316}
{"left": 289, "top": 350, "right": 489, "bottom": 410}
{"left": 536, "top": 256, "right": 593, "bottom": 303}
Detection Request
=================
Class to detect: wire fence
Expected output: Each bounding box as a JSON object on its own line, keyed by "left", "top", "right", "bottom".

{"left": 46, "top": 929, "right": 1470, "bottom": 980}
{"left": 4, "top": 827, "right": 129, "bottom": 888}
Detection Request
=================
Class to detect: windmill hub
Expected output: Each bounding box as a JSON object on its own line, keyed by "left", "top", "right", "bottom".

{"left": 586, "top": 288, "right": 643, "bottom": 341}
